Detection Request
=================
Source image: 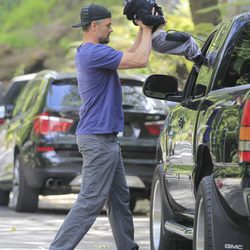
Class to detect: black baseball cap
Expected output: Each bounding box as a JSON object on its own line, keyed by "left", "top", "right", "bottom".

{"left": 72, "top": 4, "right": 112, "bottom": 28}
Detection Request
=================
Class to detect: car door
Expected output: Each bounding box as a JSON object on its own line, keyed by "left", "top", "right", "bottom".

{"left": 0, "top": 90, "right": 30, "bottom": 182}
{"left": 196, "top": 21, "right": 250, "bottom": 217}
{"left": 164, "top": 21, "right": 232, "bottom": 211}
{"left": 0, "top": 112, "right": 12, "bottom": 182}
{"left": 1, "top": 79, "right": 43, "bottom": 181}
{"left": 0, "top": 80, "right": 29, "bottom": 182}
{"left": 163, "top": 85, "right": 195, "bottom": 210}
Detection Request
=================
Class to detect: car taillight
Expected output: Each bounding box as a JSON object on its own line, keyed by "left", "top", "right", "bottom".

{"left": 144, "top": 121, "right": 164, "bottom": 136}
{"left": 33, "top": 112, "right": 73, "bottom": 135}
{"left": 0, "top": 118, "right": 5, "bottom": 125}
{"left": 36, "top": 146, "right": 55, "bottom": 152}
{"left": 239, "top": 99, "right": 250, "bottom": 163}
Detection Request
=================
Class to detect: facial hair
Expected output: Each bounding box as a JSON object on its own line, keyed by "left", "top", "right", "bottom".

{"left": 99, "top": 35, "right": 110, "bottom": 44}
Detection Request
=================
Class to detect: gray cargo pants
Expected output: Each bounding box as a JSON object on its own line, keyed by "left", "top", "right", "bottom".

{"left": 49, "top": 133, "right": 138, "bottom": 250}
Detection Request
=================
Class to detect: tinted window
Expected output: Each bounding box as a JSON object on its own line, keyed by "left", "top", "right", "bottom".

{"left": 121, "top": 78, "right": 166, "bottom": 111}
{"left": 47, "top": 78, "right": 165, "bottom": 112}
{"left": 1, "top": 81, "right": 27, "bottom": 105}
{"left": 192, "top": 21, "right": 231, "bottom": 96}
{"left": 220, "top": 23, "right": 250, "bottom": 88}
{"left": 47, "top": 79, "right": 81, "bottom": 110}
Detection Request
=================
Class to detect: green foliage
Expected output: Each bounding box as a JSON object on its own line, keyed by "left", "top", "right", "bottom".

{"left": 0, "top": 0, "right": 201, "bottom": 82}
{"left": 0, "top": 28, "right": 39, "bottom": 48}
{"left": 90, "top": 0, "right": 120, "bottom": 8}
{"left": 2, "top": 0, "right": 56, "bottom": 31}
{"left": 0, "top": 0, "right": 57, "bottom": 47}
{"left": 0, "top": 0, "right": 20, "bottom": 24}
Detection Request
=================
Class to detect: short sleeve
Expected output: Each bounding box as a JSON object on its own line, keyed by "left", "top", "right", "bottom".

{"left": 91, "top": 44, "right": 123, "bottom": 70}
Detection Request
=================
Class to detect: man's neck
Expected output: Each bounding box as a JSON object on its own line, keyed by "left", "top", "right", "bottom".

{"left": 83, "top": 33, "right": 99, "bottom": 44}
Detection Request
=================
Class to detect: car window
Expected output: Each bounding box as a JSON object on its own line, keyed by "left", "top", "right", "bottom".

{"left": 121, "top": 82, "right": 164, "bottom": 111}
{"left": 219, "top": 23, "right": 250, "bottom": 88}
{"left": 12, "top": 80, "right": 43, "bottom": 116}
{"left": 46, "top": 79, "right": 81, "bottom": 111}
{"left": 122, "top": 85, "right": 161, "bottom": 110}
{"left": 1, "top": 80, "right": 27, "bottom": 105}
{"left": 191, "top": 21, "right": 231, "bottom": 97}
{"left": 46, "top": 78, "right": 166, "bottom": 112}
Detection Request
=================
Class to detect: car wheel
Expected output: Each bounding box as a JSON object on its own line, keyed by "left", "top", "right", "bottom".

{"left": 0, "top": 190, "right": 10, "bottom": 206}
{"left": 193, "top": 176, "right": 214, "bottom": 250}
{"left": 13, "top": 155, "right": 39, "bottom": 212}
{"left": 150, "top": 166, "right": 192, "bottom": 250}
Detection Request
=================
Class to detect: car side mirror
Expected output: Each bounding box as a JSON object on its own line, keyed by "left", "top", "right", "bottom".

{"left": 143, "top": 74, "right": 183, "bottom": 102}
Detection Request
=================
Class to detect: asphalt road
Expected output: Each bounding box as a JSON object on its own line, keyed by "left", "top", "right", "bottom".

{"left": 0, "top": 194, "right": 150, "bottom": 250}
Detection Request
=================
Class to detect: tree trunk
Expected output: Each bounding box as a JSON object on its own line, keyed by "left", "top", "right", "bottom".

{"left": 188, "top": 0, "right": 221, "bottom": 26}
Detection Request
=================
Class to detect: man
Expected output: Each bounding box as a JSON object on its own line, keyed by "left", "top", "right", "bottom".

{"left": 49, "top": 3, "right": 152, "bottom": 250}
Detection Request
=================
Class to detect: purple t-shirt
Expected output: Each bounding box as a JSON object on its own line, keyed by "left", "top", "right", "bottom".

{"left": 75, "top": 43, "right": 124, "bottom": 135}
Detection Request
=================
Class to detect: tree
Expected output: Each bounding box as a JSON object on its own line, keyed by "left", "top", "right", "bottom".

{"left": 188, "top": 0, "right": 221, "bottom": 26}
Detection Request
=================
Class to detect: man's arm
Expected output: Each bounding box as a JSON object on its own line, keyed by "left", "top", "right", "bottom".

{"left": 118, "top": 22, "right": 152, "bottom": 69}
{"left": 126, "top": 27, "right": 143, "bottom": 53}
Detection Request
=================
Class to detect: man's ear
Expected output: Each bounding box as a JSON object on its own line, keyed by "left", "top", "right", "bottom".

{"left": 91, "top": 21, "right": 98, "bottom": 30}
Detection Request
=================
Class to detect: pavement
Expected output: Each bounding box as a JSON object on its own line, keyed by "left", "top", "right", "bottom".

{"left": 0, "top": 194, "right": 151, "bottom": 250}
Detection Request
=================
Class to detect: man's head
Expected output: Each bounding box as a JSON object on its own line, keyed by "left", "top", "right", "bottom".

{"left": 72, "top": 4, "right": 113, "bottom": 44}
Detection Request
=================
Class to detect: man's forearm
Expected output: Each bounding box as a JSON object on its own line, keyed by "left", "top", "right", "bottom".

{"left": 127, "top": 28, "right": 143, "bottom": 52}
{"left": 118, "top": 27, "right": 152, "bottom": 69}
{"left": 134, "top": 28, "right": 152, "bottom": 66}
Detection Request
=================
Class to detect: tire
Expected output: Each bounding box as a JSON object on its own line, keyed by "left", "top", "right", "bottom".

{"left": 12, "top": 155, "right": 39, "bottom": 212}
{"left": 0, "top": 190, "right": 10, "bottom": 206}
{"left": 150, "top": 166, "right": 192, "bottom": 250}
{"left": 193, "top": 176, "right": 214, "bottom": 250}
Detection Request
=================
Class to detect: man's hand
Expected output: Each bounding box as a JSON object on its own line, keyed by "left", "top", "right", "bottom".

{"left": 135, "top": 20, "right": 152, "bottom": 31}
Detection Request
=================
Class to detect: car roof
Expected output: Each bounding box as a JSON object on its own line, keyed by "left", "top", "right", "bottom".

{"left": 11, "top": 73, "right": 37, "bottom": 83}
{"left": 35, "top": 70, "right": 147, "bottom": 83}
{"left": 118, "top": 72, "right": 147, "bottom": 82}
{"left": 34, "top": 70, "right": 75, "bottom": 81}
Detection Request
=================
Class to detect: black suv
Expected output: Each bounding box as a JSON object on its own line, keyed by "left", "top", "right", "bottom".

{"left": 0, "top": 70, "right": 167, "bottom": 212}
{"left": 143, "top": 13, "right": 250, "bottom": 249}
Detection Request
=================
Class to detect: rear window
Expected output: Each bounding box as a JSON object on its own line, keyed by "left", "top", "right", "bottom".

{"left": 121, "top": 78, "right": 165, "bottom": 111}
{"left": 46, "top": 78, "right": 165, "bottom": 112}
{"left": 46, "top": 79, "right": 81, "bottom": 110}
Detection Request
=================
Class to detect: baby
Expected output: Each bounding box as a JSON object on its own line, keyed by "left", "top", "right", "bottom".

{"left": 123, "top": 0, "right": 165, "bottom": 32}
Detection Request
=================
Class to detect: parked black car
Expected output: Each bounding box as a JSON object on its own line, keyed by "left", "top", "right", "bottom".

{"left": 143, "top": 13, "right": 250, "bottom": 249}
{"left": 0, "top": 70, "right": 167, "bottom": 212}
